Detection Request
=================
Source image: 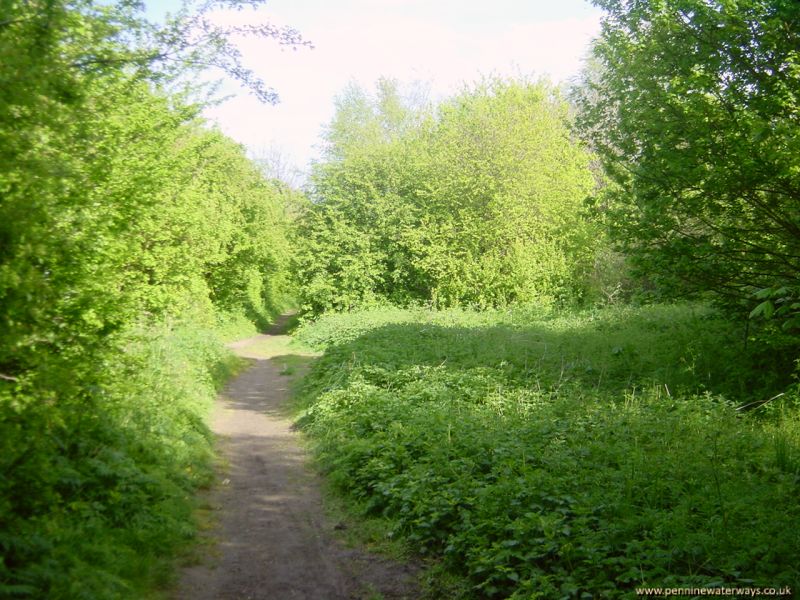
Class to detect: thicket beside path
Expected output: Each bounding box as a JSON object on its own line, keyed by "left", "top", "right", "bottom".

{"left": 176, "top": 315, "right": 418, "bottom": 600}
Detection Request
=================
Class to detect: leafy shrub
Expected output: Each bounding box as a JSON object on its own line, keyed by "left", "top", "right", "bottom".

{"left": 296, "top": 305, "right": 800, "bottom": 598}
{"left": 0, "top": 2, "right": 295, "bottom": 595}
{"left": 0, "top": 321, "right": 238, "bottom": 599}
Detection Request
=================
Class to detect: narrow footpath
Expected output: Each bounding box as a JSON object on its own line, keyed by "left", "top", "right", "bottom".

{"left": 176, "top": 316, "right": 419, "bottom": 600}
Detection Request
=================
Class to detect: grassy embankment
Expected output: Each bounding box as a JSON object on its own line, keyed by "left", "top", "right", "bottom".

{"left": 291, "top": 304, "right": 800, "bottom": 598}
{"left": 0, "top": 320, "right": 253, "bottom": 600}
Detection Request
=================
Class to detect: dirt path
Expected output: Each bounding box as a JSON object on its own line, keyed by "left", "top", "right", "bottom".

{"left": 176, "top": 316, "right": 419, "bottom": 600}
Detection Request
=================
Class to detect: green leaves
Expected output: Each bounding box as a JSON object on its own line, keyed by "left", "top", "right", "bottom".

{"left": 576, "top": 0, "right": 800, "bottom": 317}
{"left": 296, "top": 78, "right": 603, "bottom": 315}
{"left": 750, "top": 286, "right": 800, "bottom": 331}
{"left": 0, "top": 1, "right": 297, "bottom": 595}
{"left": 296, "top": 306, "right": 800, "bottom": 597}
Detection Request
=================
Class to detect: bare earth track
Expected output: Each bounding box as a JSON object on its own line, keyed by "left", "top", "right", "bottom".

{"left": 176, "top": 316, "right": 419, "bottom": 600}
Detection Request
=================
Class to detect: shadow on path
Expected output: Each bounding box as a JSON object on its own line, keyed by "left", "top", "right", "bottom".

{"left": 176, "top": 316, "right": 419, "bottom": 600}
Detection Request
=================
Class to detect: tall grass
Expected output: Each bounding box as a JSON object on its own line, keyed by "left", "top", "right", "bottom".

{"left": 294, "top": 304, "right": 800, "bottom": 598}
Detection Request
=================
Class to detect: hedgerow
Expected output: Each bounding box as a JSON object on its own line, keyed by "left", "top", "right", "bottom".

{"left": 0, "top": 1, "right": 295, "bottom": 595}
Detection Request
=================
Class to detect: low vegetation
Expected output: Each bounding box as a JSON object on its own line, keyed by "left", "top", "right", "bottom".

{"left": 293, "top": 305, "right": 800, "bottom": 597}
{"left": 1, "top": 324, "right": 240, "bottom": 599}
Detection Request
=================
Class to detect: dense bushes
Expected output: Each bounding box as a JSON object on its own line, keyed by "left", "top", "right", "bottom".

{"left": 293, "top": 79, "right": 605, "bottom": 315}
{"left": 294, "top": 306, "right": 800, "bottom": 597}
{"left": 0, "top": 324, "right": 235, "bottom": 598}
{"left": 0, "top": 1, "right": 295, "bottom": 596}
{"left": 575, "top": 0, "right": 800, "bottom": 322}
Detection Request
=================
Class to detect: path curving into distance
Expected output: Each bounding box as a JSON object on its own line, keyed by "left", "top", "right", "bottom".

{"left": 176, "top": 315, "right": 418, "bottom": 600}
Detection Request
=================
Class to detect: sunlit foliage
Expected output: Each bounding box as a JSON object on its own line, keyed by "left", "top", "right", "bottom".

{"left": 0, "top": 0, "right": 296, "bottom": 595}
{"left": 294, "top": 305, "right": 800, "bottom": 598}
{"left": 294, "top": 78, "right": 604, "bottom": 314}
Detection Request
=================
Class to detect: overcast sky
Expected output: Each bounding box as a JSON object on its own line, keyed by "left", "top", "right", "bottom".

{"left": 147, "top": 0, "right": 603, "bottom": 176}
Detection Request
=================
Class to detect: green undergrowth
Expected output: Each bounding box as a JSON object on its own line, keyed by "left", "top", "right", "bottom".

{"left": 0, "top": 321, "right": 242, "bottom": 599}
{"left": 214, "top": 311, "right": 262, "bottom": 343}
{"left": 293, "top": 304, "right": 800, "bottom": 598}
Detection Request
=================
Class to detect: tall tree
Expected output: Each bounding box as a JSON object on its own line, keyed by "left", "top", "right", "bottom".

{"left": 577, "top": 0, "right": 800, "bottom": 323}
{"left": 321, "top": 77, "right": 430, "bottom": 160}
{"left": 0, "top": 1, "right": 301, "bottom": 593}
{"left": 295, "top": 78, "right": 600, "bottom": 314}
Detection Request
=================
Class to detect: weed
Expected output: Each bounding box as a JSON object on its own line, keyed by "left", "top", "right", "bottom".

{"left": 295, "top": 304, "right": 800, "bottom": 598}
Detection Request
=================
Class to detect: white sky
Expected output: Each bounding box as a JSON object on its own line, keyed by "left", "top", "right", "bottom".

{"left": 147, "top": 0, "right": 602, "bottom": 177}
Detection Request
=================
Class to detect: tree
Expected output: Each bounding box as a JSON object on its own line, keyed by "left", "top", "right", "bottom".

{"left": 295, "top": 78, "right": 600, "bottom": 314}
{"left": 413, "top": 79, "right": 598, "bottom": 307}
{"left": 0, "top": 0, "right": 302, "bottom": 386}
{"left": 0, "top": 1, "right": 300, "bottom": 592}
{"left": 321, "top": 77, "right": 430, "bottom": 160}
{"left": 577, "top": 0, "right": 800, "bottom": 321}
